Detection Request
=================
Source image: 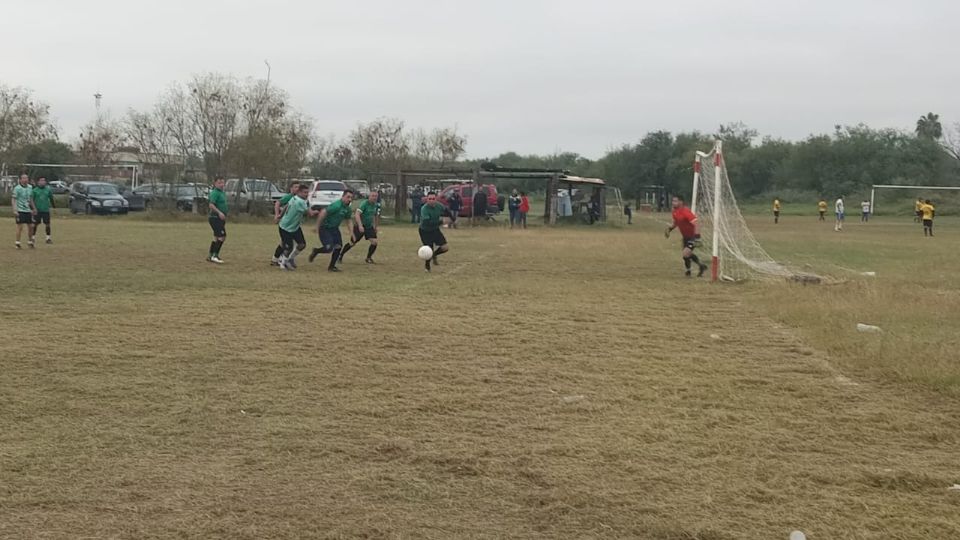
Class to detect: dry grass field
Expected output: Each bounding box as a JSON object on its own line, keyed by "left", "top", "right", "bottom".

{"left": 2, "top": 211, "right": 959, "bottom": 539}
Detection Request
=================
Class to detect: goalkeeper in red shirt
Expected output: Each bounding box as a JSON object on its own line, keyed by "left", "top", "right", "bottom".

{"left": 665, "top": 195, "right": 708, "bottom": 277}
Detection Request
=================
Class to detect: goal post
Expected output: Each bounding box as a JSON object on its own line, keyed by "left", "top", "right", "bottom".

{"left": 692, "top": 140, "right": 822, "bottom": 283}
{"left": 870, "top": 184, "right": 960, "bottom": 215}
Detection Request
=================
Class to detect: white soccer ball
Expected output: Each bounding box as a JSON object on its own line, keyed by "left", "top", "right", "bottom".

{"left": 417, "top": 245, "right": 434, "bottom": 261}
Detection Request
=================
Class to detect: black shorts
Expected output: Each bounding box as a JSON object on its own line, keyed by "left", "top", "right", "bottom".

{"left": 16, "top": 212, "right": 33, "bottom": 225}
{"left": 774, "top": 211, "right": 780, "bottom": 217}
{"left": 419, "top": 228, "right": 446, "bottom": 247}
{"left": 209, "top": 217, "right": 226, "bottom": 237}
{"left": 352, "top": 224, "right": 377, "bottom": 241}
{"left": 682, "top": 237, "right": 699, "bottom": 250}
{"left": 319, "top": 228, "right": 343, "bottom": 251}
{"left": 33, "top": 212, "right": 50, "bottom": 225}
{"left": 923, "top": 219, "right": 933, "bottom": 227}
{"left": 280, "top": 227, "right": 306, "bottom": 247}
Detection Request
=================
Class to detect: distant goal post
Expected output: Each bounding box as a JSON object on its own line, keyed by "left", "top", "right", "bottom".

{"left": 870, "top": 184, "right": 960, "bottom": 215}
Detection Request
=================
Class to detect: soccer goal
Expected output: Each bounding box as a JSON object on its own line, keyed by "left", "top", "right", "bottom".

{"left": 870, "top": 184, "right": 960, "bottom": 215}
{"left": 692, "top": 141, "right": 820, "bottom": 283}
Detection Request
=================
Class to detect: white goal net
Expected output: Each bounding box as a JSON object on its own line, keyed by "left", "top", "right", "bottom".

{"left": 693, "top": 141, "right": 821, "bottom": 283}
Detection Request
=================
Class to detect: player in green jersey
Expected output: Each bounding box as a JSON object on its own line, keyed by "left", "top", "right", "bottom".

{"left": 308, "top": 190, "right": 354, "bottom": 272}
{"left": 339, "top": 191, "right": 380, "bottom": 264}
{"left": 271, "top": 180, "right": 301, "bottom": 265}
{"left": 276, "top": 183, "right": 318, "bottom": 270}
{"left": 207, "top": 177, "right": 228, "bottom": 263}
{"left": 31, "top": 177, "right": 55, "bottom": 244}
{"left": 419, "top": 192, "right": 450, "bottom": 272}
{"left": 12, "top": 174, "right": 36, "bottom": 249}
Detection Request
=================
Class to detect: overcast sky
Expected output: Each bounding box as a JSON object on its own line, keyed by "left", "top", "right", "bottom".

{"left": 4, "top": 0, "right": 959, "bottom": 158}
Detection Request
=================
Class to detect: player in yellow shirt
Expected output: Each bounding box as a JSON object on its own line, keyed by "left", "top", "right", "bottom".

{"left": 915, "top": 198, "right": 923, "bottom": 223}
{"left": 920, "top": 199, "right": 935, "bottom": 237}
{"left": 773, "top": 198, "right": 781, "bottom": 224}
{"left": 817, "top": 199, "right": 827, "bottom": 221}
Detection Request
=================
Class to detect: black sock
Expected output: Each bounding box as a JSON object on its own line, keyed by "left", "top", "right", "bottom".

{"left": 45, "top": 225, "right": 51, "bottom": 236}
{"left": 329, "top": 249, "right": 341, "bottom": 268}
{"left": 367, "top": 244, "right": 377, "bottom": 259}
{"left": 683, "top": 257, "right": 692, "bottom": 270}
{"left": 274, "top": 244, "right": 284, "bottom": 258}
{"left": 340, "top": 243, "right": 354, "bottom": 258}
{"left": 214, "top": 240, "right": 224, "bottom": 256}
{"left": 690, "top": 254, "right": 701, "bottom": 266}
{"left": 209, "top": 241, "right": 218, "bottom": 256}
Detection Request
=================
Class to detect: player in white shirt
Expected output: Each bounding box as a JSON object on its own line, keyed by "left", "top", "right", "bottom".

{"left": 834, "top": 196, "right": 845, "bottom": 232}
{"left": 860, "top": 200, "right": 871, "bottom": 222}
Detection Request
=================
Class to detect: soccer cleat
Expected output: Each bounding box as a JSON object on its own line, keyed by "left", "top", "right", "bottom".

{"left": 210, "top": 256, "right": 224, "bottom": 264}
{"left": 308, "top": 248, "right": 320, "bottom": 263}
{"left": 684, "top": 270, "right": 692, "bottom": 277}
{"left": 365, "top": 258, "right": 375, "bottom": 264}
{"left": 45, "top": 238, "right": 52, "bottom": 244}
{"left": 270, "top": 260, "right": 280, "bottom": 266}
{"left": 328, "top": 266, "right": 341, "bottom": 272}
{"left": 15, "top": 242, "right": 21, "bottom": 249}
{"left": 698, "top": 264, "right": 707, "bottom": 278}
{"left": 28, "top": 241, "right": 35, "bottom": 249}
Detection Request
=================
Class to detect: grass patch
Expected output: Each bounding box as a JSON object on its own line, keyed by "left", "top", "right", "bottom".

{"left": 2, "top": 213, "right": 959, "bottom": 538}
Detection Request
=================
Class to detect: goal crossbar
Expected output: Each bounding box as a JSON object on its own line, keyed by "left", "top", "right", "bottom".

{"left": 870, "top": 184, "right": 960, "bottom": 215}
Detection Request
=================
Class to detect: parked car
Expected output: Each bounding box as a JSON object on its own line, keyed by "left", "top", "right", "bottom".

{"left": 438, "top": 183, "right": 503, "bottom": 217}
{"left": 308, "top": 180, "right": 348, "bottom": 210}
{"left": 48, "top": 180, "right": 70, "bottom": 194}
{"left": 114, "top": 185, "right": 149, "bottom": 211}
{"left": 170, "top": 184, "right": 207, "bottom": 211}
{"left": 69, "top": 181, "right": 130, "bottom": 215}
{"left": 128, "top": 183, "right": 170, "bottom": 208}
{"left": 224, "top": 178, "right": 284, "bottom": 212}
{"left": 344, "top": 180, "right": 371, "bottom": 198}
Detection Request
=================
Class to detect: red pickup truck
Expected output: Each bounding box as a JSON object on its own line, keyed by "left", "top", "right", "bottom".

{"left": 438, "top": 183, "right": 504, "bottom": 218}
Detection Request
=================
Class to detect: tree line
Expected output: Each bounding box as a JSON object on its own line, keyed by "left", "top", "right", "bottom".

{"left": 2, "top": 77, "right": 958, "bottom": 202}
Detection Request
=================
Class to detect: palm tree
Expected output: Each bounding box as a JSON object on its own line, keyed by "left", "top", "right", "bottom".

{"left": 916, "top": 112, "right": 943, "bottom": 140}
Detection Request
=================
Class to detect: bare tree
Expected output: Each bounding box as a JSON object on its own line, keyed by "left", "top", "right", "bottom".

{"left": 349, "top": 117, "right": 410, "bottom": 173}
{"left": 78, "top": 115, "right": 124, "bottom": 177}
{"left": 158, "top": 84, "right": 198, "bottom": 174}
{"left": 432, "top": 126, "right": 467, "bottom": 166}
{"left": 0, "top": 84, "right": 58, "bottom": 165}
{"left": 187, "top": 73, "right": 242, "bottom": 179}
{"left": 123, "top": 104, "right": 183, "bottom": 182}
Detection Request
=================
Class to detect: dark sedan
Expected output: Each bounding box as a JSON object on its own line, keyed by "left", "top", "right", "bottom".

{"left": 69, "top": 182, "right": 130, "bottom": 215}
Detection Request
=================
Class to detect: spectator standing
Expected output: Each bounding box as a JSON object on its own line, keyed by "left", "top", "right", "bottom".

{"left": 518, "top": 192, "right": 530, "bottom": 229}
{"left": 472, "top": 186, "right": 487, "bottom": 227}
{"left": 448, "top": 191, "right": 462, "bottom": 229}
{"left": 410, "top": 186, "right": 424, "bottom": 224}
{"left": 508, "top": 189, "right": 521, "bottom": 228}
